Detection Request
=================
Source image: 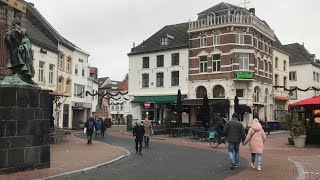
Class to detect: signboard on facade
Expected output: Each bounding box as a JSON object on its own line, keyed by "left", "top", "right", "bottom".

{"left": 235, "top": 72, "right": 254, "bottom": 79}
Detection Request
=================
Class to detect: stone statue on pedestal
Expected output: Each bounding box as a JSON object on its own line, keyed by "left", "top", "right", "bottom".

{"left": 1, "top": 18, "right": 36, "bottom": 86}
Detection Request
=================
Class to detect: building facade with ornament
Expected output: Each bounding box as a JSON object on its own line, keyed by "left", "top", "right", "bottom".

{"left": 284, "top": 43, "right": 320, "bottom": 104}
{"left": 128, "top": 23, "right": 189, "bottom": 124}
{"left": 187, "top": 2, "right": 274, "bottom": 126}
{"left": 272, "top": 36, "right": 289, "bottom": 121}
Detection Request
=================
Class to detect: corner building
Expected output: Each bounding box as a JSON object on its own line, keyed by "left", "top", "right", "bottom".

{"left": 187, "top": 3, "right": 274, "bottom": 126}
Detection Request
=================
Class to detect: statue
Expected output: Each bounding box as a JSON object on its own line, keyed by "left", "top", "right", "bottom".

{"left": 2, "top": 18, "right": 36, "bottom": 85}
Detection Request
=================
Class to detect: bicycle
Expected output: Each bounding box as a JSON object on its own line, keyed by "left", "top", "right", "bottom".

{"left": 209, "top": 131, "right": 228, "bottom": 148}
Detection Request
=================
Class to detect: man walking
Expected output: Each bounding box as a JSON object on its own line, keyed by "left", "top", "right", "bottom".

{"left": 133, "top": 120, "right": 145, "bottom": 155}
{"left": 223, "top": 113, "right": 245, "bottom": 170}
{"left": 85, "top": 116, "right": 96, "bottom": 144}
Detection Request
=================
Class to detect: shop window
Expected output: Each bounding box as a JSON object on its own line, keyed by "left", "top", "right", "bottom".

{"left": 212, "top": 85, "right": 225, "bottom": 98}
{"left": 196, "top": 86, "right": 207, "bottom": 98}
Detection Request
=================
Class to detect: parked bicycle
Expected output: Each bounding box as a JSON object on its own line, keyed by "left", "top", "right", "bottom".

{"left": 209, "top": 131, "right": 228, "bottom": 148}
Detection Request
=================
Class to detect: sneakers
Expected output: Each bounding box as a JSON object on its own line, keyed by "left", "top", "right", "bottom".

{"left": 257, "top": 165, "right": 261, "bottom": 171}
{"left": 250, "top": 163, "right": 255, "bottom": 168}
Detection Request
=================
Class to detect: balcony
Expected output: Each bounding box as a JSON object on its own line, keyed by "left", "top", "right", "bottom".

{"left": 188, "top": 14, "right": 274, "bottom": 39}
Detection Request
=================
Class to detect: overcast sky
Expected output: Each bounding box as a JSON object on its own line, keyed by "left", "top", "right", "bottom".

{"left": 27, "top": 0, "right": 320, "bottom": 81}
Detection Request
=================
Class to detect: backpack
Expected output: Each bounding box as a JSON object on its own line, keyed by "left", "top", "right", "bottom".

{"left": 88, "top": 120, "right": 94, "bottom": 130}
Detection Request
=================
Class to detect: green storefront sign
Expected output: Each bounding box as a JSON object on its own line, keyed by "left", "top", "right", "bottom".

{"left": 235, "top": 72, "right": 254, "bottom": 79}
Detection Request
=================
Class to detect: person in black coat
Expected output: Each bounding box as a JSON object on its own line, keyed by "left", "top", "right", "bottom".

{"left": 85, "top": 116, "right": 96, "bottom": 144}
{"left": 133, "top": 120, "right": 145, "bottom": 155}
{"left": 100, "top": 118, "right": 106, "bottom": 138}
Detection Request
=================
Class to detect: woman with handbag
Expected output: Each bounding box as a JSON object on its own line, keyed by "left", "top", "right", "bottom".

{"left": 243, "top": 118, "right": 266, "bottom": 171}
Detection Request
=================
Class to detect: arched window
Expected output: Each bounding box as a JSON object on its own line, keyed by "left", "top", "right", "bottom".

{"left": 212, "top": 85, "right": 225, "bottom": 98}
{"left": 254, "top": 86, "right": 260, "bottom": 102}
{"left": 196, "top": 86, "right": 207, "bottom": 98}
{"left": 265, "top": 89, "right": 269, "bottom": 103}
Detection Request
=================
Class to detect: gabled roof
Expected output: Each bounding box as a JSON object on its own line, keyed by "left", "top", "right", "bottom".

{"left": 128, "top": 22, "right": 189, "bottom": 55}
{"left": 283, "top": 43, "right": 319, "bottom": 67}
{"left": 115, "top": 80, "right": 128, "bottom": 91}
{"left": 26, "top": 2, "right": 75, "bottom": 51}
{"left": 273, "top": 35, "right": 288, "bottom": 54}
{"left": 25, "top": 19, "right": 58, "bottom": 52}
{"left": 98, "top": 77, "right": 110, "bottom": 88}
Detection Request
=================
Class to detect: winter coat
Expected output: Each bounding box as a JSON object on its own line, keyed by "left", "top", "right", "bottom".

{"left": 243, "top": 122, "right": 267, "bottom": 153}
{"left": 100, "top": 121, "right": 106, "bottom": 131}
{"left": 223, "top": 117, "right": 246, "bottom": 143}
{"left": 85, "top": 117, "right": 96, "bottom": 133}
{"left": 133, "top": 125, "right": 145, "bottom": 142}
{"left": 144, "top": 122, "right": 153, "bottom": 136}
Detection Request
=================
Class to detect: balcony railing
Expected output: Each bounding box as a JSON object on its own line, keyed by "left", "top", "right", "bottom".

{"left": 189, "top": 14, "right": 274, "bottom": 39}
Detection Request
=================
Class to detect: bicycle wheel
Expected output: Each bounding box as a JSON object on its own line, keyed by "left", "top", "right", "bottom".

{"left": 209, "top": 137, "right": 219, "bottom": 148}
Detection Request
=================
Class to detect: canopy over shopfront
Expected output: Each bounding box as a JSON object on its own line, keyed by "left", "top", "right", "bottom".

{"left": 131, "top": 95, "right": 182, "bottom": 104}
{"left": 182, "top": 99, "right": 229, "bottom": 113}
{"left": 290, "top": 96, "right": 320, "bottom": 108}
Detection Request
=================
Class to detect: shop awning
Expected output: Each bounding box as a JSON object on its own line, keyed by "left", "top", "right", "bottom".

{"left": 182, "top": 99, "right": 230, "bottom": 113}
{"left": 275, "top": 96, "right": 289, "bottom": 101}
{"left": 238, "top": 104, "right": 252, "bottom": 113}
{"left": 131, "top": 95, "right": 178, "bottom": 104}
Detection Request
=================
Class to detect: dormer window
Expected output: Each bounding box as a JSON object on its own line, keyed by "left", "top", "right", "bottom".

{"left": 161, "top": 37, "right": 168, "bottom": 46}
{"left": 160, "top": 34, "right": 174, "bottom": 47}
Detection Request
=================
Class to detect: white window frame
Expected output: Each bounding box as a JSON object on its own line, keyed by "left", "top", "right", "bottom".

{"left": 199, "top": 56, "right": 208, "bottom": 73}
{"left": 236, "top": 89, "right": 245, "bottom": 98}
{"left": 65, "top": 80, "right": 70, "bottom": 93}
{"left": 59, "top": 54, "right": 63, "bottom": 70}
{"left": 213, "top": 34, "right": 220, "bottom": 45}
{"left": 235, "top": 31, "right": 244, "bottom": 44}
{"left": 66, "top": 58, "right": 70, "bottom": 72}
{"left": 49, "top": 64, "right": 54, "bottom": 84}
{"left": 200, "top": 35, "right": 207, "bottom": 47}
{"left": 239, "top": 53, "right": 249, "bottom": 70}
{"left": 253, "top": 37, "right": 258, "bottom": 48}
{"left": 38, "top": 61, "right": 45, "bottom": 83}
{"left": 256, "top": 58, "right": 259, "bottom": 70}
{"left": 289, "top": 71, "right": 297, "bottom": 81}
{"left": 212, "top": 54, "right": 221, "bottom": 72}
{"left": 75, "top": 64, "right": 78, "bottom": 75}
{"left": 161, "top": 37, "right": 168, "bottom": 46}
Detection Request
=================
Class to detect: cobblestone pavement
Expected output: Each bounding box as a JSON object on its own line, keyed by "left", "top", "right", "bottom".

{"left": 117, "top": 128, "right": 320, "bottom": 180}
{"left": 0, "top": 132, "right": 127, "bottom": 180}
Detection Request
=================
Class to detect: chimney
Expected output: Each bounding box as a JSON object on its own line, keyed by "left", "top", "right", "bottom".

{"left": 302, "top": 42, "right": 304, "bottom": 46}
{"left": 133, "top": 42, "right": 135, "bottom": 48}
{"left": 249, "top": 8, "right": 255, "bottom": 15}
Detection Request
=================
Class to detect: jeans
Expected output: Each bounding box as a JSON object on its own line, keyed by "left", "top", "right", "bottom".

{"left": 251, "top": 153, "right": 263, "bottom": 165}
{"left": 101, "top": 130, "right": 105, "bottom": 138}
{"left": 228, "top": 143, "right": 240, "bottom": 165}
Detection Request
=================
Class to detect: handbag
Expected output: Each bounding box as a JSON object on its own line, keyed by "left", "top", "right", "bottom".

{"left": 84, "top": 127, "right": 87, "bottom": 134}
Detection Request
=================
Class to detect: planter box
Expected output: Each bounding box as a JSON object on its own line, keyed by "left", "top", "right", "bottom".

{"left": 293, "top": 135, "right": 306, "bottom": 148}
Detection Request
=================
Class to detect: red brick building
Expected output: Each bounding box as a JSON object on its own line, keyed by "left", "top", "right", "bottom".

{"left": 187, "top": 2, "right": 274, "bottom": 126}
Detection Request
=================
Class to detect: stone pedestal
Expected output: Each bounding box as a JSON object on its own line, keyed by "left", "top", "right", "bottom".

{"left": 0, "top": 86, "right": 50, "bottom": 174}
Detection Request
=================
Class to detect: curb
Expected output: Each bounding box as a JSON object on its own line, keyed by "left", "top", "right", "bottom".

{"left": 119, "top": 131, "right": 166, "bottom": 141}
{"left": 36, "top": 133, "right": 131, "bottom": 180}
{"left": 288, "top": 157, "right": 305, "bottom": 180}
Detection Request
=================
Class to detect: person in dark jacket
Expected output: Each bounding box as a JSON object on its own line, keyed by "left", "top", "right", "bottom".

{"left": 133, "top": 120, "right": 145, "bottom": 155}
{"left": 223, "top": 113, "right": 246, "bottom": 170}
{"left": 100, "top": 118, "right": 106, "bottom": 138}
{"left": 215, "top": 115, "right": 226, "bottom": 144}
{"left": 85, "top": 116, "right": 96, "bottom": 144}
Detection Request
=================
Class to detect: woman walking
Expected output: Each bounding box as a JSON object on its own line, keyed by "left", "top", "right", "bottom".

{"left": 143, "top": 117, "right": 153, "bottom": 148}
{"left": 243, "top": 118, "right": 267, "bottom": 171}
